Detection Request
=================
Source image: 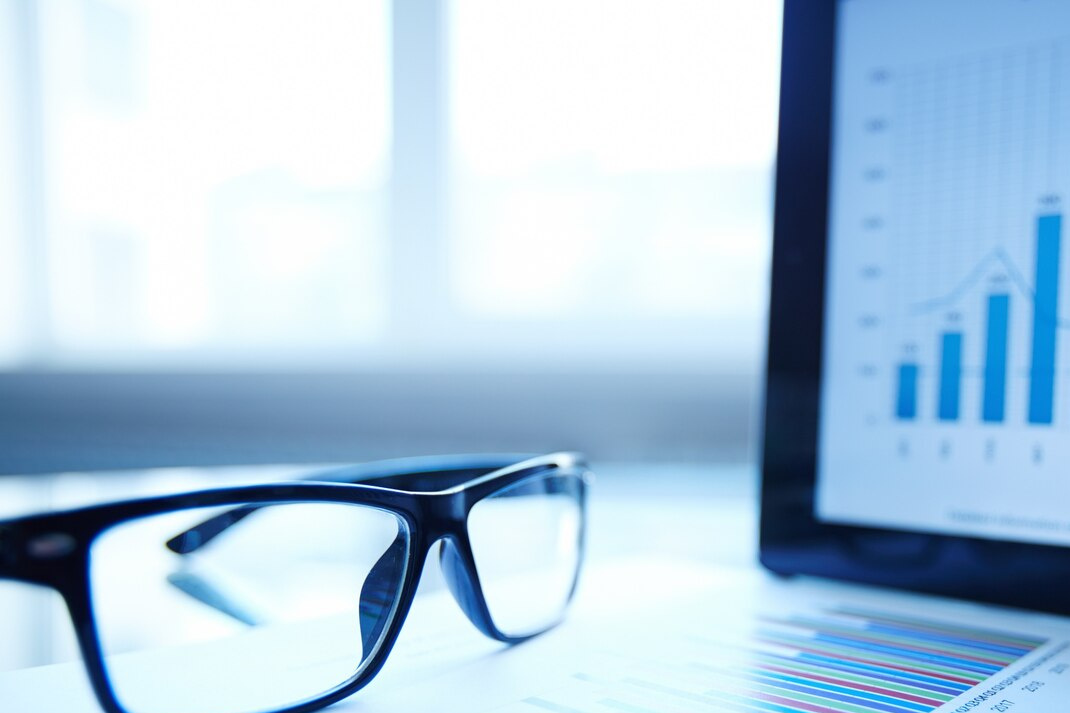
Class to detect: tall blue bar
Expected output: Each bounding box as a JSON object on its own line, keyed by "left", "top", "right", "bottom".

{"left": 1028, "top": 214, "right": 1061, "bottom": 424}
{"left": 938, "top": 332, "right": 962, "bottom": 421}
{"left": 896, "top": 363, "right": 918, "bottom": 420}
{"left": 983, "top": 294, "right": 1010, "bottom": 422}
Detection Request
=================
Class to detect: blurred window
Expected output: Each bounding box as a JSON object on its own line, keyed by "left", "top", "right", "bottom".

{"left": 9, "top": 0, "right": 390, "bottom": 366}
{"left": 2, "top": 0, "right": 780, "bottom": 370}
{"left": 448, "top": 0, "right": 780, "bottom": 366}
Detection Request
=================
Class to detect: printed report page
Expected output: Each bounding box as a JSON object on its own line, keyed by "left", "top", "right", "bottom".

{"left": 365, "top": 563, "right": 1070, "bottom": 713}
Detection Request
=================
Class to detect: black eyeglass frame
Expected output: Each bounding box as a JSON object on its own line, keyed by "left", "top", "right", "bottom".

{"left": 0, "top": 451, "right": 590, "bottom": 713}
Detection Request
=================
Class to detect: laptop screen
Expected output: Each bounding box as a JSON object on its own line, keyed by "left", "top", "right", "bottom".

{"left": 815, "top": 0, "right": 1070, "bottom": 546}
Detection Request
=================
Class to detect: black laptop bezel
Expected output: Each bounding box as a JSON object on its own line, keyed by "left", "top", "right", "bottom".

{"left": 759, "top": 0, "right": 1070, "bottom": 615}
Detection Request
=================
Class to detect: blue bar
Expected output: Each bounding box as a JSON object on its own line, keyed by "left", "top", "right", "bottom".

{"left": 896, "top": 364, "right": 918, "bottom": 420}
{"left": 938, "top": 333, "right": 962, "bottom": 421}
{"left": 1029, "top": 214, "right": 1061, "bottom": 425}
{"left": 983, "top": 294, "right": 1010, "bottom": 422}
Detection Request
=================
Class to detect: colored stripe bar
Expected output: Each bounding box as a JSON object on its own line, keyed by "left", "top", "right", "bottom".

{"left": 780, "top": 617, "right": 1024, "bottom": 663}
{"left": 759, "top": 636, "right": 985, "bottom": 686}
{"left": 813, "top": 631, "right": 1009, "bottom": 668}
{"left": 793, "top": 652, "right": 971, "bottom": 694}
{"left": 896, "top": 364, "right": 918, "bottom": 420}
{"left": 705, "top": 687, "right": 828, "bottom": 713}
{"left": 753, "top": 657, "right": 954, "bottom": 701}
{"left": 864, "top": 623, "right": 1032, "bottom": 658}
{"left": 757, "top": 620, "right": 997, "bottom": 672}
{"left": 938, "top": 332, "right": 962, "bottom": 421}
{"left": 1028, "top": 213, "right": 1060, "bottom": 425}
{"left": 787, "top": 634, "right": 997, "bottom": 676}
{"left": 982, "top": 294, "right": 1010, "bottom": 423}
{"left": 833, "top": 608, "right": 1048, "bottom": 650}
{"left": 746, "top": 679, "right": 920, "bottom": 713}
{"left": 752, "top": 667, "right": 941, "bottom": 709}
{"left": 747, "top": 672, "right": 930, "bottom": 712}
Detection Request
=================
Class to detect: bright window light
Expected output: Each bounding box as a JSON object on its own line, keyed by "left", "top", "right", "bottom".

{"left": 2, "top": 0, "right": 782, "bottom": 370}
{"left": 36, "top": 0, "right": 390, "bottom": 361}
{"left": 449, "top": 0, "right": 781, "bottom": 328}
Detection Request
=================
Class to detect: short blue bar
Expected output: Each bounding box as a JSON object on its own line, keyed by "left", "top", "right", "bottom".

{"left": 896, "top": 364, "right": 919, "bottom": 420}
{"left": 1028, "top": 214, "right": 1060, "bottom": 425}
{"left": 938, "top": 333, "right": 962, "bottom": 421}
{"left": 982, "top": 294, "right": 1010, "bottom": 423}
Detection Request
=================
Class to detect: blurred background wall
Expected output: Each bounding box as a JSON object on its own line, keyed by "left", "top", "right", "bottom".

{"left": 0, "top": 0, "right": 781, "bottom": 473}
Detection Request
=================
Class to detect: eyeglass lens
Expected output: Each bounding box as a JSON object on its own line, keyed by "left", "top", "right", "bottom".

{"left": 88, "top": 502, "right": 409, "bottom": 713}
{"left": 465, "top": 473, "right": 584, "bottom": 637}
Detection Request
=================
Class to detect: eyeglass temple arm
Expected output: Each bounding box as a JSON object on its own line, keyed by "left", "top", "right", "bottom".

{"left": 165, "top": 568, "right": 265, "bottom": 626}
{"left": 164, "top": 530, "right": 409, "bottom": 635}
{"left": 0, "top": 524, "right": 21, "bottom": 582}
{"left": 164, "top": 456, "right": 530, "bottom": 555}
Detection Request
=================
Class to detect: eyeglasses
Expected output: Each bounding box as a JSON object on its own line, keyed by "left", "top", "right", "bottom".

{"left": 0, "top": 452, "right": 590, "bottom": 713}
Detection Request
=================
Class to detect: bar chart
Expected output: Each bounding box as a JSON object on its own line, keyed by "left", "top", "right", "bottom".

{"left": 894, "top": 214, "right": 1062, "bottom": 427}
{"left": 729, "top": 608, "right": 1045, "bottom": 713}
{"left": 506, "top": 606, "right": 1055, "bottom": 713}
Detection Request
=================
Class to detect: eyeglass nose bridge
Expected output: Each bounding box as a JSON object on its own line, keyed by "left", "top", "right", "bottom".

{"left": 358, "top": 499, "right": 502, "bottom": 661}
{"left": 437, "top": 534, "right": 503, "bottom": 641}
{"left": 416, "top": 493, "right": 503, "bottom": 640}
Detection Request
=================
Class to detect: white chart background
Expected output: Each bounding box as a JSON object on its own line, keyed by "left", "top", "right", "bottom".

{"left": 816, "top": 0, "right": 1070, "bottom": 545}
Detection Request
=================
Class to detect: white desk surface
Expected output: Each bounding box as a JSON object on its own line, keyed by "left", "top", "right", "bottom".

{"left": 10, "top": 463, "right": 1070, "bottom": 713}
